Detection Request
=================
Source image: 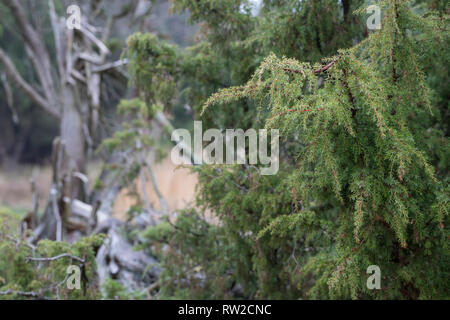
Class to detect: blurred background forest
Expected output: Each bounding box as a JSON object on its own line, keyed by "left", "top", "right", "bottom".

{"left": 0, "top": 0, "right": 197, "bottom": 217}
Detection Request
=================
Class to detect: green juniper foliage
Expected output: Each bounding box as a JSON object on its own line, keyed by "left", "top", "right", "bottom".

{"left": 0, "top": 219, "right": 104, "bottom": 300}
{"left": 126, "top": 33, "right": 179, "bottom": 108}
{"left": 101, "top": 278, "right": 147, "bottom": 300}
{"left": 132, "top": 0, "right": 449, "bottom": 299}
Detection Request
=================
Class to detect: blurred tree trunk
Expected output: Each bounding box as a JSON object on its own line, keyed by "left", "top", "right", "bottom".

{"left": 0, "top": 0, "right": 138, "bottom": 240}
{"left": 60, "top": 86, "right": 86, "bottom": 186}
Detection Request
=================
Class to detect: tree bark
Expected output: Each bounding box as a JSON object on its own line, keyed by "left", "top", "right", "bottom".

{"left": 60, "top": 86, "right": 86, "bottom": 180}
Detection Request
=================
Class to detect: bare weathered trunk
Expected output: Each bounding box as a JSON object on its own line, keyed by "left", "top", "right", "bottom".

{"left": 37, "top": 86, "right": 87, "bottom": 241}
{"left": 60, "top": 87, "right": 86, "bottom": 177}
{"left": 60, "top": 86, "right": 87, "bottom": 206}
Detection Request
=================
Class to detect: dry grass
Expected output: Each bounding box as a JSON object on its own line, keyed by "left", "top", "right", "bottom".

{"left": 0, "top": 158, "right": 198, "bottom": 220}
{"left": 0, "top": 165, "right": 52, "bottom": 211}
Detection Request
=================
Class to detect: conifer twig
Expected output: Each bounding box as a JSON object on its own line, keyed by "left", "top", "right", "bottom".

{"left": 26, "top": 253, "right": 85, "bottom": 264}
{"left": 283, "top": 55, "right": 342, "bottom": 75}
{"left": 145, "top": 160, "right": 169, "bottom": 215}
{"left": 313, "top": 55, "right": 342, "bottom": 74}
{"left": 270, "top": 107, "right": 325, "bottom": 119}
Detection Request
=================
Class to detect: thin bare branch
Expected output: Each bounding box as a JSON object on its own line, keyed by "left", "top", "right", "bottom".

{"left": 0, "top": 289, "right": 48, "bottom": 299}
{"left": 30, "top": 178, "right": 39, "bottom": 225}
{"left": 1, "top": 0, "right": 57, "bottom": 105}
{"left": 78, "top": 24, "right": 110, "bottom": 57}
{"left": 26, "top": 253, "right": 85, "bottom": 264}
{"left": 145, "top": 160, "right": 168, "bottom": 215}
{"left": 48, "top": 0, "right": 65, "bottom": 82}
{"left": 283, "top": 55, "right": 342, "bottom": 75}
{"left": 0, "top": 48, "right": 56, "bottom": 116}
{"left": 0, "top": 72, "right": 19, "bottom": 124}
{"left": 50, "top": 187, "right": 62, "bottom": 242}
{"left": 140, "top": 169, "right": 156, "bottom": 225}
{"left": 92, "top": 59, "right": 129, "bottom": 73}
